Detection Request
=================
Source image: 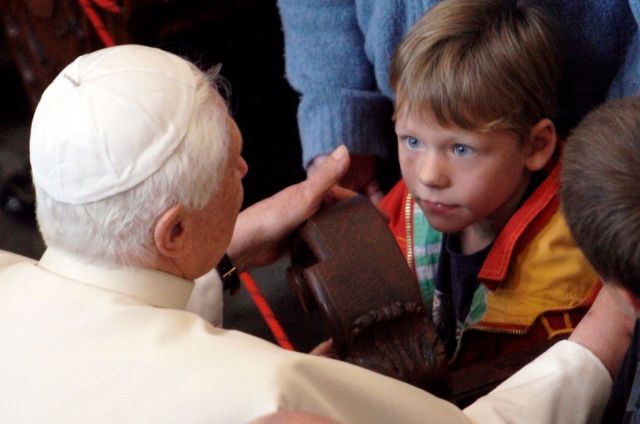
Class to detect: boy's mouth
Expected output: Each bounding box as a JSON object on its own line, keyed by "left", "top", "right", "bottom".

{"left": 418, "top": 199, "right": 457, "bottom": 213}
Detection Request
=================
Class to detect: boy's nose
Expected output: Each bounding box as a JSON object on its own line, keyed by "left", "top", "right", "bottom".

{"left": 417, "top": 154, "right": 448, "bottom": 188}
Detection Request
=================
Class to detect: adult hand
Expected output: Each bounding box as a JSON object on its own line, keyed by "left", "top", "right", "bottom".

{"left": 227, "top": 145, "right": 354, "bottom": 272}
{"left": 309, "top": 339, "right": 334, "bottom": 358}
{"left": 308, "top": 153, "right": 384, "bottom": 205}
{"left": 569, "top": 285, "right": 635, "bottom": 377}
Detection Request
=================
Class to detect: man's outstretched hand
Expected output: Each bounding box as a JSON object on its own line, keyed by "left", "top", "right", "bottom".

{"left": 227, "top": 145, "right": 355, "bottom": 272}
{"left": 308, "top": 153, "right": 384, "bottom": 205}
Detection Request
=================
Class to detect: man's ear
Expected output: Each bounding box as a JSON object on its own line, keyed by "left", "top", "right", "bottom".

{"left": 154, "top": 204, "right": 189, "bottom": 258}
{"left": 524, "top": 118, "right": 557, "bottom": 171}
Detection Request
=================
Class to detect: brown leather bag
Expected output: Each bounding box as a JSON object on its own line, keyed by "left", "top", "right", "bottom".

{"left": 288, "top": 195, "right": 451, "bottom": 399}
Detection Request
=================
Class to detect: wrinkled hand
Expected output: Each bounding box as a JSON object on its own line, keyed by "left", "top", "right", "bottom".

{"left": 309, "top": 153, "right": 383, "bottom": 205}
{"left": 227, "top": 145, "right": 354, "bottom": 272}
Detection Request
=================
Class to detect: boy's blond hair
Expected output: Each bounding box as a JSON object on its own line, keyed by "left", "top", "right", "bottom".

{"left": 390, "top": 0, "right": 560, "bottom": 140}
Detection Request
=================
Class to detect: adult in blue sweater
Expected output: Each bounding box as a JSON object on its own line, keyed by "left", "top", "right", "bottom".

{"left": 610, "top": 1, "right": 640, "bottom": 98}
{"left": 278, "top": 0, "right": 638, "bottom": 202}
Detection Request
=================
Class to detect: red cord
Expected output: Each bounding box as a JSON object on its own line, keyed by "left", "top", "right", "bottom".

{"left": 76, "top": 0, "right": 117, "bottom": 47}
{"left": 91, "top": 0, "right": 121, "bottom": 14}
{"left": 240, "top": 272, "right": 295, "bottom": 351}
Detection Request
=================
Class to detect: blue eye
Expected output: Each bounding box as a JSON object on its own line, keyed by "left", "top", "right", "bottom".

{"left": 452, "top": 144, "right": 474, "bottom": 157}
{"left": 405, "top": 136, "right": 421, "bottom": 149}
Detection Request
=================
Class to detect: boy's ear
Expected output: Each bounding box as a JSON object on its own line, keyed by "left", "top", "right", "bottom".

{"left": 524, "top": 118, "right": 557, "bottom": 171}
{"left": 154, "top": 204, "right": 190, "bottom": 259}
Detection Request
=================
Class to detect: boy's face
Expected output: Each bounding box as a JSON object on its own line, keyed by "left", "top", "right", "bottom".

{"left": 396, "top": 112, "right": 533, "bottom": 235}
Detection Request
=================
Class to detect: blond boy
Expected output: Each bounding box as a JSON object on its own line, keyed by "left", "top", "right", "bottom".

{"left": 379, "top": 0, "right": 600, "bottom": 367}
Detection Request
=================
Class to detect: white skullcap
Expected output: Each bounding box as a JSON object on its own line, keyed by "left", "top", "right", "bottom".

{"left": 30, "top": 44, "right": 199, "bottom": 204}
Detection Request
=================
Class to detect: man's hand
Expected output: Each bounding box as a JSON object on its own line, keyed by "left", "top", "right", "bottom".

{"left": 227, "top": 145, "right": 354, "bottom": 272}
{"left": 569, "top": 285, "right": 636, "bottom": 377}
{"left": 308, "top": 153, "right": 383, "bottom": 205}
{"left": 309, "top": 339, "right": 334, "bottom": 358}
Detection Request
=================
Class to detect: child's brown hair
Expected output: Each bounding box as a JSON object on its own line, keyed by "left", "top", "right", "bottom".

{"left": 390, "top": 0, "right": 560, "bottom": 140}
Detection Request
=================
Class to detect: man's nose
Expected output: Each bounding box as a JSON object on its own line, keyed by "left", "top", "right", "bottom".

{"left": 417, "top": 152, "right": 448, "bottom": 188}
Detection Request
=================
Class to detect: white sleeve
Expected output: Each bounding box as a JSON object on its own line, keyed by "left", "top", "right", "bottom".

{"left": 463, "top": 340, "right": 612, "bottom": 424}
{"left": 273, "top": 350, "right": 472, "bottom": 424}
{"left": 0, "top": 250, "right": 36, "bottom": 267}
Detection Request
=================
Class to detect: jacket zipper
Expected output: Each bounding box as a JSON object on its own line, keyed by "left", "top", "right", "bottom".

{"left": 469, "top": 324, "right": 527, "bottom": 335}
{"left": 405, "top": 193, "right": 415, "bottom": 271}
{"left": 449, "top": 325, "right": 529, "bottom": 364}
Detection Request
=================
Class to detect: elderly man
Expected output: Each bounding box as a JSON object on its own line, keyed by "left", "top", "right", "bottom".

{"left": 0, "top": 45, "right": 630, "bottom": 423}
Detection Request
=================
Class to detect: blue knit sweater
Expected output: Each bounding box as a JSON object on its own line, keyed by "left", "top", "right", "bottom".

{"left": 610, "top": 1, "right": 640, "bottom": 98}
{"left": 278, "top": 0, "right": 638, "bottom": 167}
